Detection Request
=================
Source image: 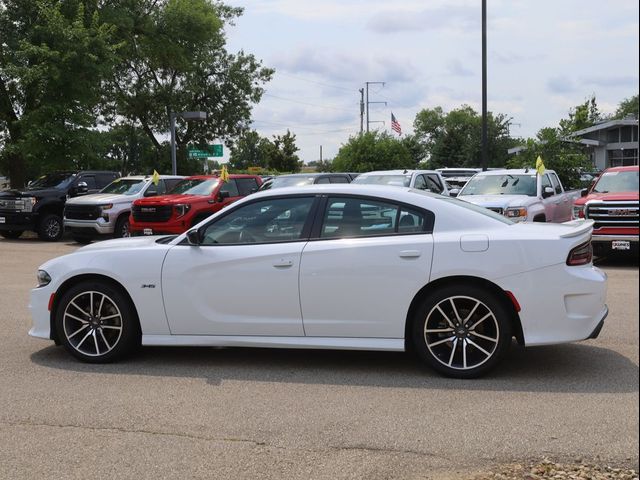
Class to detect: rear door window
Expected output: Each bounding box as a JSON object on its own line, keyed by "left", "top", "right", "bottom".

{"left": 236, "top": 178, "right": 259, "bottom": 196}
{"left": 220, "top": 179, "right": 239, "bottom": 197}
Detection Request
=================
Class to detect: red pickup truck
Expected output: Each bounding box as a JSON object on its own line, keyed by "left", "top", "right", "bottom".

{"left": 572, "top": 165, "right": 639, "bottom": 254}
{"left": 129, "top": 174, "right": 262, "bottom": 235}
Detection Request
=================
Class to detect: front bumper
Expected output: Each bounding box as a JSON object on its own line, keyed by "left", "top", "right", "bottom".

{"left": 0, "top": 211, "right": 37, "bottom": 231}
{"left": 592, "top": 234, "right": 638, "bottom": 243}
{"left": 64, "top": 218, "right": 114, "bottom": 236}
{"left": 28, "top": 285, "right": 55, "bottom": 340}
{"left": 129, "top": 219, "right": 188, "bottom": 235}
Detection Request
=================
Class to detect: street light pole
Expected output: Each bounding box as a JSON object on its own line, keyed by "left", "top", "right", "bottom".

{"left": 169, "top": 111, "right": 207, "bottom": 175}
{"left": 170, "top": 112, "right": 177, "bottom": 175}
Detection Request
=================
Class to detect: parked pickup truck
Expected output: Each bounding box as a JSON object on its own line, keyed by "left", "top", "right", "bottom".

{"left": 0, "top": 171, "right": 120, "bottom": 241}
{"left": 572, "top": 165, "right": 638, "bottom": 254}
{"left": 129, "top": 174, "right": 262, "bottom": 236}
{"left": 64, "top": 174, "right": 184, "bottom": 244}
{"left": 456, "top": 168, "right": 581, "bottom": 223}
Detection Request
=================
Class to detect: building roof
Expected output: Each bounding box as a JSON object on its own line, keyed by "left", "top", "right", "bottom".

{"left": 569, "top": 117, "right": 638, "bottom": 137}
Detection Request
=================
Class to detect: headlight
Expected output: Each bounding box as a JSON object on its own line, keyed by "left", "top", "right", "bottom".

{"left": 17, "top": 197, "right": 36, "bottom": 212}
{"left": 505, "top": 207, "right": 527, "bottom": 222}
{"left": 175, "top": 204, "right": 191, "bottom": 218}
{"left": 36, "top": 270, "right": 51, "bottom": 287}
{"left": 99, "top": 203, "right": 113, "bottom": 211}
{"left": 572, "top": 205, "right": 585, "bottom": 219}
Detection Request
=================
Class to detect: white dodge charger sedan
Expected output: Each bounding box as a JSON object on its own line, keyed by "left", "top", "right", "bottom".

{"left": 29, "top": 185, "right": 608, "bottom": 378}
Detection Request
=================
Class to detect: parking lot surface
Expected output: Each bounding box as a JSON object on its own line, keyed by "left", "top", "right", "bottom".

{"left": 0, "top": 237, "right": 638, "bottom": 479}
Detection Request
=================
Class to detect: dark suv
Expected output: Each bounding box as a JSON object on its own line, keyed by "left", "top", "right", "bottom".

{"left": 0, "top": 171, "right": 120, "bottom": 241}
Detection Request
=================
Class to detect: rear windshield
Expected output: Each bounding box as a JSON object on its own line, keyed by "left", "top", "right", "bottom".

{"left": 352, "top": 174, "right": 412, "bottom": 187}
{"left": 27, "top": 173, "right": 75, "bottom": 190}
{"left": 460, "top": 174, "right": 536, "bottom": 196}
{"left": 101, "top": 179, "right": 146, "bottom": 195}
{"left": 592, "top": 170, "right": 638, "bottom": 193}
{"left": 269, "top": 176, "right": 316, "bottom": 189}
{"left": 170, "top": 178, "right": 219, "bottom": 195}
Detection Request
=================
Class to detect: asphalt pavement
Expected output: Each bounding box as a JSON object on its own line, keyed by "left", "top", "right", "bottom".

{"left": 0, "top": 236, "right": 637, "bottom": 480}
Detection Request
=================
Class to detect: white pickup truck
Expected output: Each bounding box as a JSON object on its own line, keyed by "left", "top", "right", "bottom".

{"left": 456, "top": 168, "right": 581, "bottom": 222}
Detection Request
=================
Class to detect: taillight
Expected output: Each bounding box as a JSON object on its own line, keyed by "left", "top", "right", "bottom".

{"left": 567, "top": 241, "right": 593, "bottom": 266}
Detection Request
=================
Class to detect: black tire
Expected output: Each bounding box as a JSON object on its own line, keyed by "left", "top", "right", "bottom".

{"left": 0, "top": 230, "right": 23, "bottom": 239}
{"left": 37, "top": 214, "right": 64, "bottom": 241}
{"left": 55, "top": 281, "right": 140, "bottom": 363}
{"left": 72, "top": 236, "right": 92, "bottom": 245}
{"left": 533, "top": 215, "right": 546, "bottom": 222}
{"left": 113, "top": 215, "right": 130, "bottom": 238}
{"left": 411, "top": 285, "right": 512, "bottom": 379}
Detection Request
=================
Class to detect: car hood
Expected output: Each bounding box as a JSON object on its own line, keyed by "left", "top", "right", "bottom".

{"left": 574, "top": 191, "right": 639, "bottom": 205}
{"left": 77, "top": 235, "right": 169, "bottom": 253}
{"left": 135, "top": 194, "right": 199, "bottom": 205}
{"left": 458, "top": 194, "right": 534, "bottom": 209}
{"left": 0, "top": 188, "right": 63, "bottom": 198}
{"left": 66, "top": 193, "right": 134, "bottom": 205}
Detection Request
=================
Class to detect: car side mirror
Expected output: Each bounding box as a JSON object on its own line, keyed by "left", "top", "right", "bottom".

{"left": 542, "top": 186, "right": 554, "bottom": 198}
{"left": 581, "top": 188, "right": 588, "bottom": 197}
{"left": 449, "top": 189, "right": 460, "bottom": 197}
{"left": 217, "top": 190, "right": 230, "bottom": 202}
{"left": 74, "top": 181, "right": 89, "bottom": 196}
{"left": 186, "top": 229, "right": 200, "bottom": 246}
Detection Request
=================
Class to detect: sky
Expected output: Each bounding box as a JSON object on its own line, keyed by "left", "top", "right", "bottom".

{"left": 222, "top": 0, "right": 639, "bottom": 164}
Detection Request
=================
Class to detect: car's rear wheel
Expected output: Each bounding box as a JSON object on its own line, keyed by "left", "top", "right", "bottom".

{"left": 0, "top": 230, "right": 23, "bottom": 239}
{"left": 55, "top": 281, "right": 140, "bottom": 363}
{"left": 412, "top": 285, "right": 512, "bottom": 378}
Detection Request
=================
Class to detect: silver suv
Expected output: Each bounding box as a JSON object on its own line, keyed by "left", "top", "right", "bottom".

{"left": 64, "top": 175, "right": 183, "bottom": 243}
{"left": 351, "top": 169, "right": 450, "bottom": 196}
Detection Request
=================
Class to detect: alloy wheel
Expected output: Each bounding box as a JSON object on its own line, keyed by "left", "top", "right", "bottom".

{"left": 424, "top": 295, "right": 499, "bottom": 371}
{"left": 62, "top": 291, "right": 123, "bottom": 357}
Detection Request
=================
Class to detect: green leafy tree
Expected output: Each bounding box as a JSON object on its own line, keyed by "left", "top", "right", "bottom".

{"left": 229, "top": 130, "right": 270, "bottom": 169}
{"left": 332, "top": 131, "right": 414, "bottom": 172}
{"left": 559, "top": 94, "right": 601, "bottom": 134}
{"left": 413, "top": 105, "right": 517, "bottom": 168}
{"left": 0, "top": 0, "right": 118, "bottom": 187}
{"left": 101, "top": 0, "right": 273, "bottom": 175}
{"left": 613, "top": 94, "right": 638, "bottom": 119}
{"left": 263, "top": 130, "right": 300, "bottom": 172}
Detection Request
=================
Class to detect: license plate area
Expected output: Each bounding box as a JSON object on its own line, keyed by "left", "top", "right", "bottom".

{"left": 612, "top": 240, "right": 630, "bottom": 250}
{"left": 0, "top": 217, "right": 5, "bottom": 223}
{"left": 143, "top": 228, "right": 153, "bottom": 236}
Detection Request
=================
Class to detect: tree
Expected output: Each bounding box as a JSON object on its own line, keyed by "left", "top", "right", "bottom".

{"left": 613, "top": 94, "right": 639, "bottom": 119}
{"left": 413, "top": 105, "right": 517, "bottom": 168}
{"left": 559, "top": 94, "right": 601, "bottom": 134}
{"left": 332, "top": 131, "right": 414, "bottom": 172}
{"left": 0, "top": 0, "right": 118, "bottom": 187}
{"left": 262, "top": 130, "right": 300, "bottom": 172}
{"left": 229, "top": 130, "right": 270, "bottom": 169}
{"left": 101, "top": 0, "right": 273, "bottom": 174}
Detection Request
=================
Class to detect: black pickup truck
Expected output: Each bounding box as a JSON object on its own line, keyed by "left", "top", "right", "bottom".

{"left": 0, "top": 171, "right": 120, "bottom": 241}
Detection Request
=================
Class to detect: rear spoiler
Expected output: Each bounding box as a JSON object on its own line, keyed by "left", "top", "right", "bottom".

{"left": 560, "top": 219, "right": 594, "bottom": 238}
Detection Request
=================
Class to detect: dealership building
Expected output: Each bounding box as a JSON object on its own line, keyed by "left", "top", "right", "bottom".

{"left": 569, "top": 116, "right": 639, "bottom": 170}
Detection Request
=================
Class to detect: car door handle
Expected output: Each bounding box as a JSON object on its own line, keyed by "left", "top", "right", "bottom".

{"left": 399, "top": 250, "right": 421, "bottom": 258}
{"left": 272, "top": 259, "right": 294, "bottom": 268}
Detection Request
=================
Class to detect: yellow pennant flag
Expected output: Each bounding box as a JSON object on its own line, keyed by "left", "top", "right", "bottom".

{"left": 535, "top": 156, "right": 545, "bottom": 175}
{"left": 220, "top": 165, "right": 230, "bottom": 183}
{"left": 151, "top": 170, "right": 160, "bottom": 185}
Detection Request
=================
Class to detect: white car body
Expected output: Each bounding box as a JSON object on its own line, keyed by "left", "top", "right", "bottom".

{"left": 457, "top": 169, "right": 580, "bottom": 223}
{"left": 30, "top": 185, "right": 607, "bottom": 376}
{"left": 64, "top": 175, "right": 183, "bottom": 238}
{"left": 352, "top": 170, "right": 450, "bottom": 196}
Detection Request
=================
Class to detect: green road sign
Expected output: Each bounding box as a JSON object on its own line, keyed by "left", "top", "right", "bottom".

{"left": 188, "top": 145, "right": 223, "bottom": 158}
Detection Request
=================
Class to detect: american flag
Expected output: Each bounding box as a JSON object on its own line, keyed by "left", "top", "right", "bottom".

{"left": 391, "top": 112, "right": 402, "bottom": 135}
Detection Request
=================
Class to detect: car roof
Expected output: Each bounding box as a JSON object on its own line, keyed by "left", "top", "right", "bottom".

{"left": 605, "top": 166, "right": 638, "bottom": 172}
{"left": 357, "top": 169, "right": 440, "bottom": 176}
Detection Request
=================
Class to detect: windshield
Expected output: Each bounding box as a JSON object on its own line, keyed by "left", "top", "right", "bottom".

{"left": 433, "top": 194, "right": 514, "bottom": 224}
{"left": 459, "top": 174, "right": 536, "bottom": 196}
{"left": 592, "top": 170, "right": 638, "bottom": 193}
{"left": 101, "top": 178, "right": 146, "bottom": 195}
{"left": 269, "top": 176, "right": 316, "bottom": 189}
{"left": 352, "top": 174, "right": 412, "bottom": 187}
{"left": 27, "top": 173, "right": 75, "bottom": 190}
{"left": 169, "top": 178, "right": 219, "bottom": 195}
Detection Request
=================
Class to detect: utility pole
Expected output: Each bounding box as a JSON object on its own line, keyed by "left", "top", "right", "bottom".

{"left": 481, "top": 0, "right": 488, "bottom": 171}
{"left": 365, "top": 81, "right": 387, "bottom": 132}
{"left": 359, "top": 88, "right": 364, "bottom": 134}
{"left": 319, "top": 145, "right": 323, "bottom": 163}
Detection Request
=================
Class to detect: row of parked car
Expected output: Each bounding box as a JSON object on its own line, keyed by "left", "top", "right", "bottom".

{"left": 0, "top": 166, "right": 638, "bottom": 254}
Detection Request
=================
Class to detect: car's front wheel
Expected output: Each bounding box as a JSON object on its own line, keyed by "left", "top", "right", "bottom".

{"left": 55, "top": 281, "right": 140, "bottom": 363}
{"left": 412, "top": 285, "right": 512, "bottom": 378}
{"left": 37, "top": 214, "right": 64, "bottom": 241}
